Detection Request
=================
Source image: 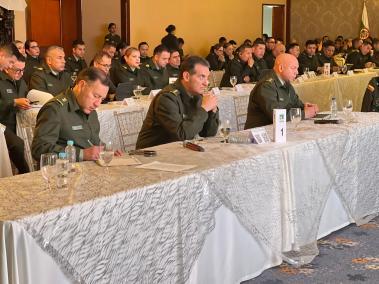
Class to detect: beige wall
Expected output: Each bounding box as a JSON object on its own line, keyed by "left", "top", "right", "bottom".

{"left": 129, "top": 0, "right": 286, "bottom": 56}
{"left": 14, "top": 11, "right": 27, "bottom": 42}
{"left": 291, "top": 0, "right": 379, "bottom": 47}
{"left": 82, "top": 0, "right": 121, "bottom": 63}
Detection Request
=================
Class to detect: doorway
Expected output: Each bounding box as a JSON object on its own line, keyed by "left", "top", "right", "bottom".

{"left": 120, "top": 0, "right": 130, "bottom": 45}
{"left": 27, "top": 0, "right": 82, "bottom": 56}
{"left": 262, "top": 4, "right": 285, "bottom": 41}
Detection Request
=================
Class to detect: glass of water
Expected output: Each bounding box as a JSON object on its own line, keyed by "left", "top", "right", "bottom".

{"left": 290, "top": 108, "right": 302, "bottom": 128}
{"left": 230, "top": 76, "right": 237, "bottom": 90}
{"left": 343, "top": 99, "right": 353, "bottom": 122}
{"left": 220, "top": 120, "right": 231, "bottom": 143}
{"left": 133, "top": 85, "right": 145, "bottom": 100}
{"left": 99, "top": 141, "right": 114, "bottom": 173}
{"left": 40, "top": 153, "right": 57, "bottom": 190}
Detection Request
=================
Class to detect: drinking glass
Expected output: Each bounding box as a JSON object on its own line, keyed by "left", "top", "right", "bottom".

{"left": 343, "top": 99, "right": 353, "bottom": 122}
{"left": 40, "top": 153, "right": 57, "bottom": 190}
{"left": 304, "top": 67, "right": 310, "bottom": 77}
{"left": 230, "top": 76, "right": 237, "bottom": 90}
{"left": 220, "top": 120, "right": 231, "bottom": 143}
{"left": 99, "top": 141, "right": 114, "bottom": 173}
{"left": 290, "top": 108, "right": 302, "bottom": 128}
{"left": 133, "top": 85, "right": 145, "bottom": 100}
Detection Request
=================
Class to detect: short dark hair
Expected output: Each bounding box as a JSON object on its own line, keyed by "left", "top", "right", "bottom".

{"left": 253, "top": 39, "right": 265, "bottom": 47}
{"left": 76, "top": 67, "right": 110, "bottom": 87}
{"left": 223, "top": 42, "right": 233, "bottom": 49}
{"left": 362, "top": 40, "right": 372, "bottom": 47}
{"left": 237, "top": 44, "right": 253, "bottom": 54}
{"left": 103, "top": 42, "right": 117, "bottom": 49}
{"left": 305, "top": 39, "right": 317, "bottom": 46}
{"left": 24, "top": 40, "right": 37, "bottom": 51}
{"left": 72, "top": 39, "right": 85, "bottom": 48}
{"left": 219, "top": 37, "right": 227, "bottom": 44}
{"left": 212, "top": 43, "right": 223, "bottom": 52}
{"left": 229, "top": 40, "right": 237, "bottom": 45}
{"left": 108, "top": 23, "right": 116, "bottom": 30}
{"left": 117, "top": 41, "right": 128, "bottom": 51}
{"left": 286, "top": 43, "right": 299, "bottom": 53}
{"left": 153, "top": 44, "right": 170, "bottom": 56}
{"left": 169, "top": 49, "right": 180, "bottom": 55}
{"left": 178, "top": 38, "right": 184, "bottom": 45}
{"left": 179, "top": 56, "right": 209, "bottom": 79}
{"left": 323, "top": 40, "right": 335, "bottom": 49}
{"left": 92, "top": 51, "right": 111, "bottom": 64}
{"left": 372, "top": 38, "right": 379, "bottom": 45}
{"left": 165, "top": 24, "right": 176, "bottom": 33}
{"left": 138, "top": 42, "right": 149, "bottom": 48}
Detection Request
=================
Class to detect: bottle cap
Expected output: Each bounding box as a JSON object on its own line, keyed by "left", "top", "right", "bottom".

{"left": 59, "top": 152, "right": 67, "bottom": 159}
{"left": 67, "top": 140, "right": 74, "bottom": 146}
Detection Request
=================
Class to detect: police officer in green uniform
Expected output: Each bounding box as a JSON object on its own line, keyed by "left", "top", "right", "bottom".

{"left": 65, "top": 40, "right": 88, "bottom": 82}
{"left": 140, "top": 44, "right": 170, "bottom": 94}
{"left": 92, "top": 51, "right": 117, "bottom": 98}
{"left": 252, "top": 39, "right": 269, "bottom": 81}
{"left": 346, "top": 40, "right": 374, "bottom": 69}
{"left": 104, "top": 23, "right": 122, "bottom": 47}
{"left": 138, "top": 42, "right": 150, "bottom": 65}
{"left": 361, "top": 77, "right": 379, "bottom": 112}
{"left": 110, "top": 47, "right": 149, "bottom": 99}
{"left": 0, "top": 54, "right": 30, "bottom": 173}
{"left": 167, "top": 49, "right": 181, "bottom": 78}
{"left": 245, "top": 53, "right": 318, "bottom": 129}
{"left": 29, "top": 46, "right": 72, "bottom": 96}
{"left": 316, "top": 40, "right": 338, "bottom": 72}
{"left": 23, "top": 40, "right": 43, "bottom": 83}
{"left": 32, "top": 67, "right": 113, "bottom": 162}
{"left": 220, "top": 44, "right": 254, "bottom": 87}
{"left": 298, "top": 40, "right": 319, "bottom": 74}
{"left": 136, "top": 56, "right": 219, "bottom": 149}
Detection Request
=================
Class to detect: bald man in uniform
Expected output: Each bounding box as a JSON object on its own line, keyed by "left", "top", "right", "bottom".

{"left": 245, "top": 53, "right": 318, "bottom": 128}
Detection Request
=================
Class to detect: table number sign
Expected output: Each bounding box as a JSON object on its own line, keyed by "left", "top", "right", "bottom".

{"left": 273, "top": 109, "right": 286, "bottom": 143}
{"left": 323, "top": 63, "right": 330, "bottom": 76}
{"left": 250, "top": 127, "right": 270, "bottom": 144}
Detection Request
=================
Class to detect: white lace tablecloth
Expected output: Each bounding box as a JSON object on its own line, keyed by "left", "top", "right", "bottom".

{"left": 0, "top": 124, "right": 12, "bottom": 177}
{"left": 1, "top": 113, "right": 379, "bottom": 283}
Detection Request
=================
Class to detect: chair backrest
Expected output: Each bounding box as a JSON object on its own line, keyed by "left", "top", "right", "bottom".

{"left": 209, "top": 70, "right": 225, "bottom": 88}
{"left": 114, "top": 109, "right": 144, "bottom": 151}
{"left": 27, "top": 89, "right": 54, "bottom": 105}
{"left": 233, "top": 95, "right": 250, "bottom": 131}
{"left": 18, "top": 126, "right": 37, "bottom": 171}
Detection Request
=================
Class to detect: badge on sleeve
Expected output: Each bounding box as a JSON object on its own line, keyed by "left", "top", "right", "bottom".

{"left": 72, "top": 125, "right": 83, "bottom": 131}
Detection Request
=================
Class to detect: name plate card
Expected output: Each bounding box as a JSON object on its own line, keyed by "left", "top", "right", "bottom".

{"left": 148, "top": 89, "right": 161, "bottom": 99}
{"left": 249, "top": 127, "right": 271, "bottom": 144}
{"left": 308, "top": 71, "right": 316, "bottom": 78}
{"left": 296, "top": 76, "right": 304, "bottom": 83}
{"left": 363, "top": 68, "right": 369, "bottom": 73}
{"left": 273, "top": 109, "right": 286, "bottom": 143}
{"left": 323, "top": 63, "right": 330, "bottom": 76}
{"left": 347, "top": 70, "right": 354, "bottom": 76}
{"left": 169, "top": 77, "right": 177, "bottom": 84}
{"left": 332, "top": 72, "right": 339, "bottom": 77}
{"left": 123, "top": 98, "right": 136, "bottom": 106}
{"left": 211, "top": 87, "right": 221, "bottom": 95}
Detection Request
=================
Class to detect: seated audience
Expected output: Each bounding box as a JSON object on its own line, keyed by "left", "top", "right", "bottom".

{"left": 298, "top": 40, "right": 319, "bottom": 74}
{"left": 346, "top": 40, "right": 374, "bottom": 69}
{"left": 65, "top": 40, "right": 88, "bottom": 81}
{"left": 138, "top": 42, "right": 150, "bottom": 64}
{"left": 361, "top": 77, "right": 379, "bottom": 112}
{"left": 316, "top": 40, "right": 339, "bottom": 73}
{"left": 265, "top": 43, "right": 285, "bottom": 69}
{"left": 0, "top": 49, "right": 30, "bottom": 174}
{"left": 29, "top": 46, "right": 71, "bottom": 96}
{"left": 104, "top": 22, "right": 121, "bottom": 47}
{"left": 286, "top": 43, "right": 300, "bottom": 58}
{"left": 13, "top": 40, "right": 26, "bottom": 58}
{"left": 136, "top": 56, "right": 219, "bottom": 149}
{"left": 371, "top": 38, "right": 379, "bottom": 66}
{"left": 220, "top": 44, "right": 254, "bottom": 87}
{"left": 92, "top": 51, "right": 117, "bottom": 95}
{"left": 205, "top": 43, "right": 225, "bottom": 71}
{"left": 167, "top": 49, "right": 181, "bottom": 78}
{"left": 32, "top": 67, "right": 116, "bottom": 161}
{"left": 140, "top": 44, "right": 170, "bottom": 92}
{"left": 223, "top": 42, "right": 235, "bottom": 65}
{"left": 264, "top": 37, "right": 276, "bottom": 59}
{"left": 252, "top": 39, "right": 268, "bottom": 81}
{"left": 245, "top": 53, "right": 318, "bottom": 129}
{"left": 23, "top": 39, "right": 43, "bottom": 83}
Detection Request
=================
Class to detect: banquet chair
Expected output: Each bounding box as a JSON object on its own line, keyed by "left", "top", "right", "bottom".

{"left": 114, "top": 109, "right": 144, "bottom": 151}
{"left": 18, "top": 125, "right": 37, "bottom": 171}
{"left": 233, "top": 95, "right": 250, "bottom": 131}
{"left": 209, "top": 70, "right": 225, "bottom": 88}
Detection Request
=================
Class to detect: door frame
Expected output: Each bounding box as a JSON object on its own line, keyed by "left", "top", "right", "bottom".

{"left": 120, "top": 0, "right": 130, "bottom": 45}
{"left": 261, "top": 3, "right": 286, "bottom": 41}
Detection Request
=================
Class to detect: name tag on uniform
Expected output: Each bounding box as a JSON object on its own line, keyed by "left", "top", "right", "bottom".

{"left": 128, "top": 78, "right": 135, "bottom": 81}
{"left": 169, "top": 77, "right": 177, "bottom": 84}
{"left": 6, "top": 89, "right": 13, "bottom": 93}
{"left": 153, "top": 76, "right": 159, "bottom": 80}
{"left": 48, "top": 83, "right": 53, "bottom": 87}
{"left": 279, "top": 97, "right": 284, "bottom": 101}
{"left": 72, "top": 125, "right": 83, "bottom": 131}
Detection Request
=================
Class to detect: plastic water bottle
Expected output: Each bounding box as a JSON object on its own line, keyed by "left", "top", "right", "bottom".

{"left": 57, "top": 152, "right": 69, "bottom": 189}
{"left": 330, "top": 97, "right": 338, "bottom": 118}
{"left": 65, "top": 140, "right": 76, "bottom": 173}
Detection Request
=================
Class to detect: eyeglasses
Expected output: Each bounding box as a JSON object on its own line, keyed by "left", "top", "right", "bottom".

{"left": 97, "top": 63, "right": 112, "bottom": 69}
{"left": 12, "top": 68, "right": 25, "bottom": 73}
{"left": 29, "top": 46, "right": 39, "bottom": 49}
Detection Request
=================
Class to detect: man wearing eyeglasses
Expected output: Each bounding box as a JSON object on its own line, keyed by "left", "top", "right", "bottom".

{"left": 23, "top": 40, "right": 43, "bottom": 83}
{"left": 29, "top": 45, "right": 72, "bottom": 96}
{"left": 32, "top": 67, "right": 116, "bottom": 162}
{"left": 0, "top": 53, "right": 30, "bottom": 173}
{"left": 92, "top": 51, "right": 116, "bottom": 99}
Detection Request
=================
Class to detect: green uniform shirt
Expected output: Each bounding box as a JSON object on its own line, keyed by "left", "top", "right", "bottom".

{"left": 220, "top": 56, "right": 255, "bottom": 87}
{"left": 104, "top": 33, "right": 121, "bottom": 47}
{"left": 140, "top": 59, "right": 169, "bottom": 94}
{"left": 29, "top": 63, "right": 72, "bottom": 96}
{"left": 136, "top": 81, "right": 220, "bottom": 149}
{"left": 316, "top": 53, "right": 338, "bottom": 69}
{"left": 346, "top": 51, "right": 372, "bottom": 69}
{"left": 0, "top": 72, "right": 28, "bottom": 132}
{"left": 32, "top": 89, "right": 101, "bottom": 161}
{"left": 245, "top": 70, "right": 304, "bottom": 129}
{"left": 298, "top": 52, "right": 319, "bottom": 74}
{"left": 65, "top": 55, "right": 88, "bottom": 77}
{"left": 166, "top": 64, "right": 180, "bottom": 78}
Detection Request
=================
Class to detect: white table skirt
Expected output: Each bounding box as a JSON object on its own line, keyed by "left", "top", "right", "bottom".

{"left": 1, "top": 189, "right": 351, "bottom": 284}
{"left": 0, "top": 125, "right": 12, "bottom": 178}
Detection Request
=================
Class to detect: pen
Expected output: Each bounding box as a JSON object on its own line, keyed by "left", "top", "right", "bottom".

{"left": 87, "top": 139, "right": 94, "bottom": 147}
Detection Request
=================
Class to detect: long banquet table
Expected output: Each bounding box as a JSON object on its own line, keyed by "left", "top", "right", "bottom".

{"left": 1, "top": 112, "right": 379, "bottom": 283}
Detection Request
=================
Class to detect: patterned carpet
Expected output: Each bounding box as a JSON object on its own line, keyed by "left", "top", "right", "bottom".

{"left": 243, "top": 216, "right": 379, "bottom": 284}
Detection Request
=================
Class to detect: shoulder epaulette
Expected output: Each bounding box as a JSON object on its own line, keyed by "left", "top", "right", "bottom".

{"left": 55, "top": 97, "right": 68, "bottom": 106}
{"left": 36, "top": 67, "right": 43, "bottom": 71}
{"left": 169, "top": 89, "right": 180, "bottom": 96}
